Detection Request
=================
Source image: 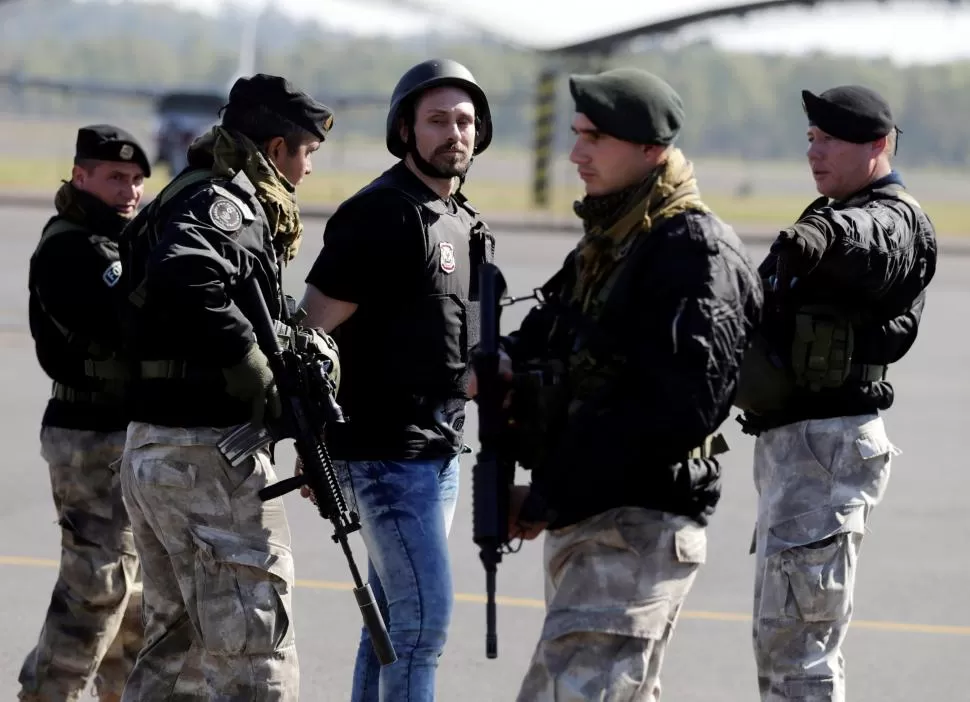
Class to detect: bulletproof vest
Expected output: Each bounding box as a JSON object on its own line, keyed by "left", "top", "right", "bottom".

{"left": 28, "top": 217, "right": 127, "bottom": 404}
{"left": 340, "top": 168, "right": 494, "bottom": 408}
{"left": 735, "top": 181, "right": 933, "bottom": 414}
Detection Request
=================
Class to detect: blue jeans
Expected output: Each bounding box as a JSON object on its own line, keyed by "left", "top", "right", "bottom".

{"left": 337, "top": 455, "right": 460, "bottom": 702}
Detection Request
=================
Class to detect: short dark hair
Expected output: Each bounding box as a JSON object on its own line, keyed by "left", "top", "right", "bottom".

{"left": 220, "top": 104, "right": 317, "bottom": 154}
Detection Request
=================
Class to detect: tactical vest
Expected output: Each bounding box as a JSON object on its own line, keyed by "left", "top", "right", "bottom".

{"left": 513, "top": 214, "right": 728, "bottom": 468}
{"left": 336, "top": 169, "right": 494, "bottom": 415}
{"left": 121, "top": 167, "right": 216, "bottom": 315}
{"left": 734, "top": 182, "right": 930, "bottom": 415}
{"left": 28, "top": 218, "right": 127, "bottom": 405}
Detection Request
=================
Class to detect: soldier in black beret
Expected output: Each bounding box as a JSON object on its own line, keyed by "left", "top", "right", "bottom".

{"left": 115, "top": 74, "right": 336, "bottom": 700}
{"left": 467, "top": 66, "right": 764, "bottom": 700}
{"left": 736, "top": 84, "right": 938, "bottom": 701}
{"left": 21, "top": 123, "right": 152, "bottom": 702}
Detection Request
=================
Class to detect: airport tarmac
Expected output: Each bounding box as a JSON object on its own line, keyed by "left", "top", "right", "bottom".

{"left": 0, "top": 204, "right": 967, "bottom": 701}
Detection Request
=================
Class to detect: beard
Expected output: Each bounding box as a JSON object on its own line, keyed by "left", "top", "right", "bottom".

{"left": 428, "top": 145, "right": 471, "bottom": 177}
{"left": 409, "top": 139, "right": 472, "bottom": 180}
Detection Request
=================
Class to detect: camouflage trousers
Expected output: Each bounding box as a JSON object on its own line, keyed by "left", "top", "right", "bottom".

{"left": 119, "top": 421, "right": 299, "bottom": 701}
{"left": 751, "top": 414, "right": 899, "bottom": 701}
{"left": 19, "top": 426, "right": 144, "bottom": 702}
{"left": 516, "top": 507, "right": 706, "bottom": 702}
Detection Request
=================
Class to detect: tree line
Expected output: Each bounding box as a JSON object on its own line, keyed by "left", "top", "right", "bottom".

{"left": 2, "top": 0, "right": 969, "bottom": 167}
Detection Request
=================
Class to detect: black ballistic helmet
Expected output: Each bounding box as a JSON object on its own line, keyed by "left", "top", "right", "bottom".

{"left": 385, "top": 58, "right": 492, "bottom": 159}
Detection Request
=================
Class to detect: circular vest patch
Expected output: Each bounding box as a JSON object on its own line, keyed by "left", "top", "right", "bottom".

{"left": 208, "top": 197, "right": 243, "bottom": 232}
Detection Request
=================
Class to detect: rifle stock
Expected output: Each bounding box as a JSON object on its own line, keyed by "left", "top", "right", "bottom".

{"left": 233, "top": 277, "right": 396, "bottom": 667}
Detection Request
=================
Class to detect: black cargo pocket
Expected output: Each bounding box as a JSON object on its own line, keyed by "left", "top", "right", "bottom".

{"left": 189, "top": 524, "right": 295, "bottom": 656}
{"left": 422, "top": 293, "right": 467, "bottom": 370}
{"left": 781, "top": 533, "right": 854, "bottom": 623}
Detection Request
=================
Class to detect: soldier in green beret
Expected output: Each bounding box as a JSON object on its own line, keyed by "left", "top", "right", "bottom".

{"left": 735, "top": 85, "right": 937, "bottom": 701}
{"left": 468, "top": 67, "right": 764, "bottom": 699}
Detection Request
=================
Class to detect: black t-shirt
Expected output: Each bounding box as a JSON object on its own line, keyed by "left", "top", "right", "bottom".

{"left": 305, "top": 163, "right": 467, "bottom": 461}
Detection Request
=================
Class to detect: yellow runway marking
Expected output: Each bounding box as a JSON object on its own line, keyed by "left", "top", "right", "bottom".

{"left": 4, "top": 555, "right": 969, "bottom": 636}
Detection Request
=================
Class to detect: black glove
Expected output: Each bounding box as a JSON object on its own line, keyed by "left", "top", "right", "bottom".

{"left": 770, "top": 221, "right": 827, "bottom": 281}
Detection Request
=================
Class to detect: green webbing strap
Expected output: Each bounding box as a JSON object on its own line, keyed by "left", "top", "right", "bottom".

{"left": 52, "top": 381, "right": 120, "bottom": 405}
{"left": 128, "top": 168, "right": 215, "bottom": 309}
{"left": 139, "top": 360, "right": 190, "bottom": 379}
{"left": 83, "top": 359, "right": 128, "bottom": 380}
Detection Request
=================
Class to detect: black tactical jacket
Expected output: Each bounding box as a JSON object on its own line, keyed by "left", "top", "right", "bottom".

{"left": 121, "top": 167, "right": 285, "bottom": 428}
{"left": 740, "top": 171, "right": 937, "bottom": 433}
{"left": 28, "top": 188, "right": 131, "bottom": 432}
{"left": 504, "top": 210, "right": 763, "bottom": 529}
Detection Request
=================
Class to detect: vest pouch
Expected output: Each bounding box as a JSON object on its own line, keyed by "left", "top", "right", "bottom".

{"left": 733, "top": 330, "right": 796, "bottom": 413}
{"left": 507, "top": 359, "right": 568, "bottom": 473}
{"left": 790, "top": 305, "right": 854, "bottom": 392}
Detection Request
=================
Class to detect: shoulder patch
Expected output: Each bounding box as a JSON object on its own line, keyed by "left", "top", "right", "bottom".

{"left": 208, "top": 197, "right": 244, "bottom": 232}
{"left": 210, "top": 183, "right": 255, "bottom": 221}
{"left": 102, "top": 260, "right": 123, "bottom": 288}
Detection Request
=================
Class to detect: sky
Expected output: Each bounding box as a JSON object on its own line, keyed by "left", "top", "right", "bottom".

{"left": 130, "top": 0, "right": 970, "bottom": 64}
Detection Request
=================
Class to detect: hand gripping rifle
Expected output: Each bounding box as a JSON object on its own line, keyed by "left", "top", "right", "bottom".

{"left": 218, "top": 277, "right": 396, "bottom": 666}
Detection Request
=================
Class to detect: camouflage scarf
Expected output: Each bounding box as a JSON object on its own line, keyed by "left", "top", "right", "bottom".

{"left": 53, "top": 181, "right": 131, "bottom": 235}
{"left": 571, "top": 147, "right": 710, "bottom": 310}
{"left": 187, "top": 126, "right": 304, "bottom": 263}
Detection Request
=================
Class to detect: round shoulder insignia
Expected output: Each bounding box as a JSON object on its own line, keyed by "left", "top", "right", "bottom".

{"left": 208, "top": 197, "right": 243, "bottom": 232}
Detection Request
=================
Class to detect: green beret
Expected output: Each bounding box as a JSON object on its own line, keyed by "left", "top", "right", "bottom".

{"left": 568, "top": 68, "right": 684, "bottom": 146}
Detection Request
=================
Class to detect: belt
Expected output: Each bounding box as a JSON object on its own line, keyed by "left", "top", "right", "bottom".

{"left": 847, "top": 363, "right": 888, "bottom": 382}
{"left": 52, "top": 381, "right": 121, "bottom": 405}
{"left": 139, "top": 360, "right": 191, "bottom": 379}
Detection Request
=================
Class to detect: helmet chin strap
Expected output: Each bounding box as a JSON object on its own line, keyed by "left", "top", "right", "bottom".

{"left": 403, "top": 115, "right": 476, "bottom": 194}
{"left": 406, "top": 137, "right": 457, "bottom": 180}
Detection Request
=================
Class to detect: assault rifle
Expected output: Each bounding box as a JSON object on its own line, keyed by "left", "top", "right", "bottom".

{"left": 218, "top": 278, "right": 396, "bottom": 667}
{"left": 471, "top": 262, "right": 544, "bottom": 659}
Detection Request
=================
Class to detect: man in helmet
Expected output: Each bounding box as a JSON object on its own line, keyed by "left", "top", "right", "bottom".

{"left": 117, "top": 74, "right": 336, "bottom": 701}
{"left": 297, "top": 58, "right": 495, "bottom": 701}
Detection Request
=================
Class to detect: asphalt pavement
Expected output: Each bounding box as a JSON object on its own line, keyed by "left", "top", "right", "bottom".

{"left": 0, "top": 204, "right": 967, "bottom": 701}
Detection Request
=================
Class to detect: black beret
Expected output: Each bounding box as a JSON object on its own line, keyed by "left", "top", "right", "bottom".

{"left": 226, "top": 73, "right": 334, "bottom": 141}
{"left": 74, "top": 124, "right": 151, "bottom": 177}
{"left": 802, "top": 85, "right": 895, "bottom": 143}
{"left": 569, "top": 68, "right": 684, "bottom": 146}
